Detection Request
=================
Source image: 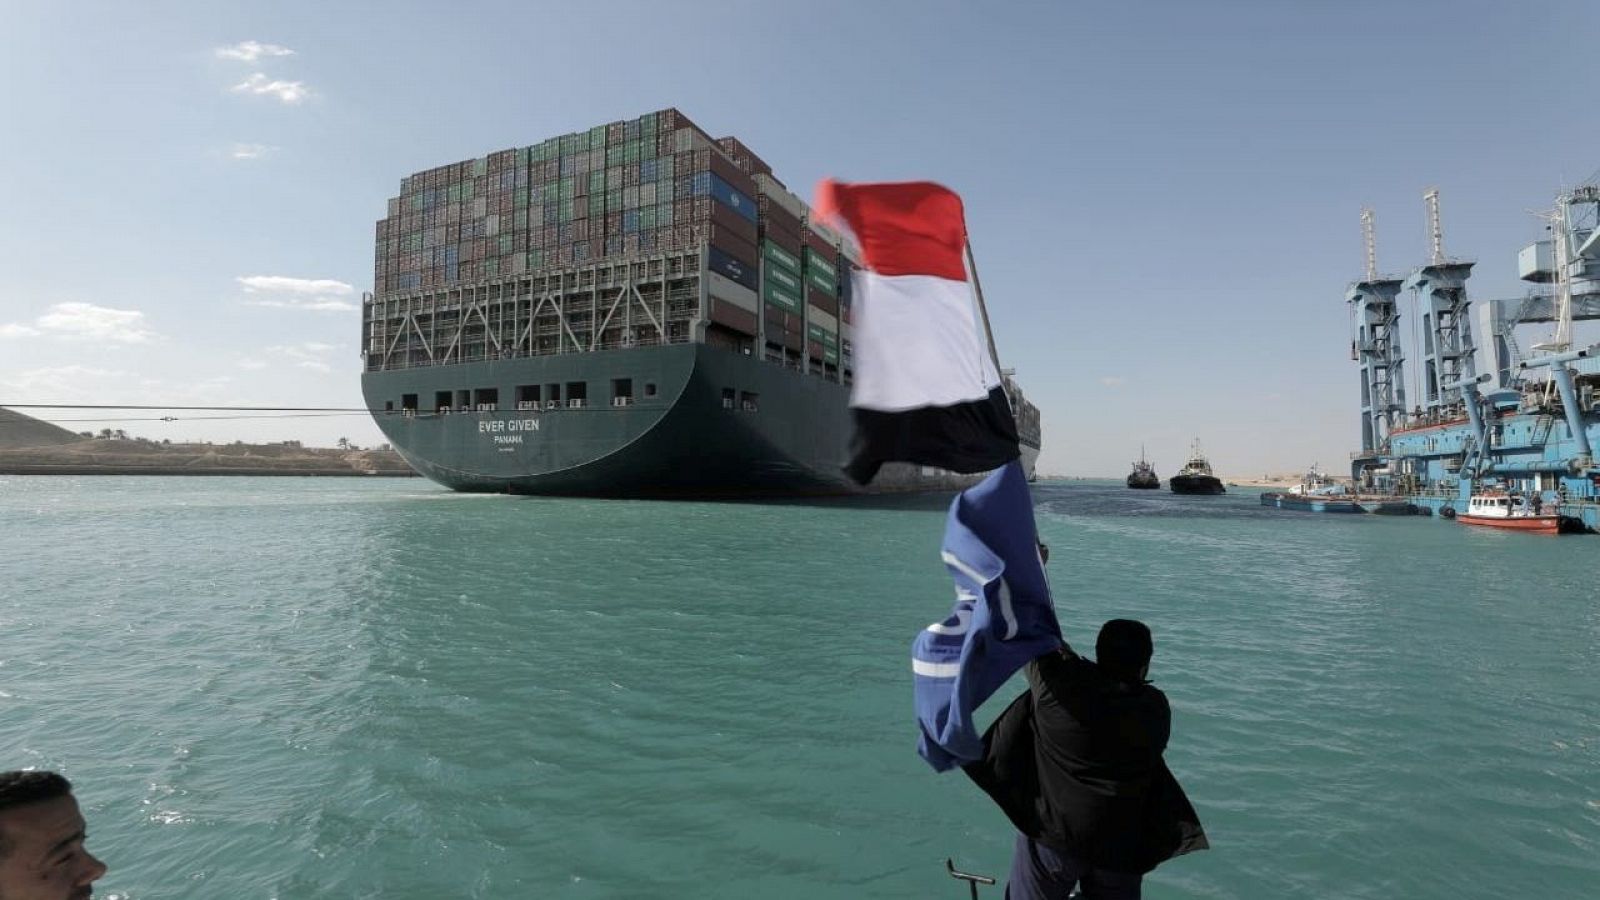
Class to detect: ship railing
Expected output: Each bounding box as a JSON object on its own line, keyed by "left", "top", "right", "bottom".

{"left": 567, "top": 399, "right": 587, "bottom": 409}
{"left": 610, "top": 396, "right": 634, "bottom": 407}
{"left": 544, "top": 401, "right": 562, "bottom": 411}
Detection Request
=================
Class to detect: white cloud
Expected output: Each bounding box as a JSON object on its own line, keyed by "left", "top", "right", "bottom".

{"left": 215, "top": 41, "right": 295, "bottom": 63}
{"left": 1, "top": 303, "right": 157, "bottom": 344}
{"left": 1099, "top": 376, "right": 1126, "bottom": 388}
{"left": 230, "top": 143, "right": 277, "bottom": 160}
{"left": 0, "top": 365, "right": 135, "bottom": 403}
{"left": 231, "top": 73, "right": 309, "bottom": 104}
{"left": 238, "top": 276, "right": 358, "bottom": 312}
{"left": 238, "top": 276, "right": 354, "bottom": 296}
{"left": 237, "top": 359, "right": 268, "bottom": 371}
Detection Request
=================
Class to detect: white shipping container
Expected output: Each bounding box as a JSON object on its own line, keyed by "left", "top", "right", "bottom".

{"left": 755, "top": 173, "right": 807, "bottom": 220}
{"left": 708, "top": 271, "right": 758, "bottom": 313}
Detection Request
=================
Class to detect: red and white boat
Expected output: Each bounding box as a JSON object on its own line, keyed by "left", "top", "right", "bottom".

{"left": 1456, "top": 492, "right": 1560, "bottom": 534}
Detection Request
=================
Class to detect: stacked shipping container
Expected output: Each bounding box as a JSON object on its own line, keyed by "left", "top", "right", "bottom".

{"left": 372, "top": 109, "right": 859, "bottom": 378}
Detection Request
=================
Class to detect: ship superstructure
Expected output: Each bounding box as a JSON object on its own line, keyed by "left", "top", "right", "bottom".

{"left": 1169, "top": 439, "right": 1225, "bottom": 495}
{"left": 1347, "top": 185, "right": 1600, "bottom": 531}
{"left": 361, "top": 109, "right": 1041, "bottom": 495}
{"left": 1127, "top": 446, "right": 1159, "bottom": 489}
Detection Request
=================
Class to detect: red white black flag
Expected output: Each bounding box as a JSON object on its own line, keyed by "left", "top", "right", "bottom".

{"left": 814, "top": 179, "right": 1020, "bottom": 484}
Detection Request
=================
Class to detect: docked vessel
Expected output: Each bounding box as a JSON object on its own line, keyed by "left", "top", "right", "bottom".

{"left": 1126, "top": 447, "right": 1159, "bottom": 489}
{"left": 1169, "top": 440, "right": 1225, "bottom": 495}
{"left": 360, "top": 109, "right": 1041, "bottom": 496}
{"left": 1345, "top": 184, "right": 1600, "bottom": 532}
{"left": 1456, "top": 492, "right": 1560, "bottom": 534}
{"left": 1260, "top": 464, "right": 1362, "bottom": 513}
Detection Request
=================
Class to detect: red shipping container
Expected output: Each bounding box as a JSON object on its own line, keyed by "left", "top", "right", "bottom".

{"left": 708, "top": 151, "right": 757, "bottom": 199}
{"left": 804, "top": 229, "right": 839, "bottom": 258}
{"left": 807, "top": 291, "right": 840, "bottom": 318}
{"left": 760, "top": 221, "right": 803, "bottom": 256}
{"left": 710, "top": 299, "right": 758, "bottom": 336}
{"left": 709, "top": 202, "right": 758, "bottom": 245}
{"left": 707, "top": 228, "right": 758, "bottom": 266}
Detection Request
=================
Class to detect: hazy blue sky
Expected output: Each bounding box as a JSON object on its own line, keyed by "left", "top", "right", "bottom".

{"left": 3, "top": 0, "right": 1597, "bottom": 475}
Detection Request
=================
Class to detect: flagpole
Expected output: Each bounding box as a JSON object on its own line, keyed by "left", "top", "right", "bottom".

{"left": 963, "top": 237, "right": 1008, "bottom": 394}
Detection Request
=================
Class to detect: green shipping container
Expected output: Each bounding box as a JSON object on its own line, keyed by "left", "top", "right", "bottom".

{"left": 806, "top": 267, "right": 837, "bottom": 295}
{"left": 762, "top": 240, "right": 801, "bottom": 274}
{"left": 824, "top": 347, "right": 839, "bottom": 364}
{"left": 763, "top": 280, "right": 802, "bottom": 313}
{"left": 764, "top": 266, "right": 803, "bottom": 296}
{"left": 822, "top": 330, "right": 838, "bottom": 349}
{"left": 803, "top": 248, "right": 837, "bottom": 281}
{"left": 807, "top": 322, "right": 826, "bottom": 342}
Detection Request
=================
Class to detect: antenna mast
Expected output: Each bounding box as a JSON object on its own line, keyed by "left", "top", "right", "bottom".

{"left": 1361, "top": 207, "right": 1378, "bottom": 281}
{"left": 1424, "top": 188, "right": 1445, "bottom": 265}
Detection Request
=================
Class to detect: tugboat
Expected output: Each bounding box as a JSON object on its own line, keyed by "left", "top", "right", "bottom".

{"left": 1169, "top": 439, "right": 1225, "bottom": 495}
{"left": 1126, "top": 446, "right": 1160, "bottom": 489}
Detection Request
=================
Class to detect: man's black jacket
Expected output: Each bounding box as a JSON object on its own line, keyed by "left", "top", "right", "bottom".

{"left": 962, "top": 647, "right": 1208, "bottom": 874}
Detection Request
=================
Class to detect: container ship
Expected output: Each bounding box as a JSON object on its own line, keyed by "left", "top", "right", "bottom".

{"left": 1346, "top": 184, "right": 1600, "bottom": 532}
{"left": 360, "top": 109, "right": 1041, "bottom": 496}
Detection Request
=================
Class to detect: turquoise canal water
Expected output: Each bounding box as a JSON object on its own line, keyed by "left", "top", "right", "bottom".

{"left": 2, "top": 476, "right": 1597, "bottom": 899}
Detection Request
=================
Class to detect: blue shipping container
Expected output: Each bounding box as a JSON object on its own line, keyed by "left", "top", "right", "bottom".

{"left": 709, "top": 173, "right": 757, "bottom": 223}
{"left": 709, "top": 246, "right": 758, "bottom": 291}
{"left": 641, "top": 159, "right": 657, "bottom": 182}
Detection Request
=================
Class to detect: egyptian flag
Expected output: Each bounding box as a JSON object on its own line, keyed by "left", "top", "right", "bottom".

{"left": 814, "top": 180, "right": 1020, "bottom": 485}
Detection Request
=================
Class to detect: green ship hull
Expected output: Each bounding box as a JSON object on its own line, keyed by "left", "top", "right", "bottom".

{"left": 363, "top": 343, "right": 1035, "bottom": 496}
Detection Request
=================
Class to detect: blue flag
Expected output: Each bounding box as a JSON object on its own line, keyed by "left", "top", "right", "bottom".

{"left": 912, "top": 460, "right": 1063, "bottom": 771}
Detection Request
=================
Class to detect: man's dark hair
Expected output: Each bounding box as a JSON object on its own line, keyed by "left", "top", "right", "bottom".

{"left": 1096, "top": 619, "right": 1153, "bottom": 683}
{"left": 0, "top": 771, "right": 71, "bottom": 813}
{"left": 0, "top": 771, "right": 73, "bottom": 858}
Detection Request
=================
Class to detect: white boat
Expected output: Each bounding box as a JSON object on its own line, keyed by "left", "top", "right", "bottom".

{"left": 1457, "top": 492, "right": 1560, "bottom": 534}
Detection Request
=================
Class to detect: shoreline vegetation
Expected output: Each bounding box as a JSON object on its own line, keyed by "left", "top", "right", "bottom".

{"left": 0, "top": 408, "right": 417, "bottom": 477}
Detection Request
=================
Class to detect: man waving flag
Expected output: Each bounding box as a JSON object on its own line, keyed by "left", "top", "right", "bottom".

{"left": 813, "top": 179, "right": 1020, "bottom": 485}
{"left": 818, "top": 178, "right": 1206, "bottom": 895}
{"left": 815, "top": 179, "right": 1057, "bottom": 767}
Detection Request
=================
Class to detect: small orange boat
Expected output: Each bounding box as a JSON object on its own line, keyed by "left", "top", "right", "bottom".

{"left": 1456, "top": 493, "right": 1560, "bottom": 534}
